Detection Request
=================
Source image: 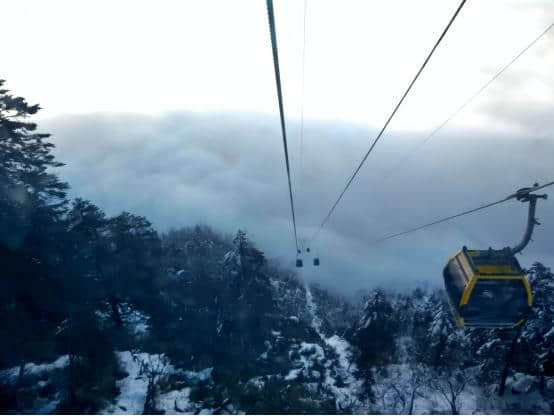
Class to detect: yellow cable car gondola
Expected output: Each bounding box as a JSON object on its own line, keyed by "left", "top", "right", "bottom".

{"left": 443, "top": 188, "right": 546, "bottom": 329}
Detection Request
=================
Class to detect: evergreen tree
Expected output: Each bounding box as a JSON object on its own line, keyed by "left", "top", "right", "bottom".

{"left": 0, "top": 79, "right": 68, "bottom": 252}
{"left": 0, "top": 80, "right": 69, "bottom": 365}
{"left": 100, "top": 212, "right": 162, "bottom": 326}
{"left": 352, "top": 289, "right": 398, "bottom": 367}
{"left": 519, "top": 263, "right": 554, "bottom": 385}
{"left": 0, "top": 80, "right": 70, "bottom": 410}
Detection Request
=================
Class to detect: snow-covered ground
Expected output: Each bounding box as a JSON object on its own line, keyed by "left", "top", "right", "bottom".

{"left": 372, "top": 354, "right": 553, "bottom": 414}
{"left": 2, "top": 287, "right": 551, "bottom": 415}
{"left": 304, "top": 285, "right": 364, "bottom": 411}
{"left": 303, "top": 287, "right": 554, "bottom": 414}
{"left": 104, "top": 351, "right": 162, "bottom": 414}
{"left": 285, "top": 342, "right": 326, "bottom": 381}
{"left": 372, "top": 363, "right": 476, "bottom": 414}
{"left": 156, "top": 388, "right": 195, "bottom": 414}
{"left": 0, "top": 355, "right": 69, "bottom": 384}
{"left": 95, "top": 304, "right": 150, "bottom": 336}
{"left": 0, "top": 355, "right": 69, "bottom": 413}
{"left": 474, "top": 373, "right": 552, "bottom": 414}
{"left": 103, "top": 351, "right": 216, "bottom": 415}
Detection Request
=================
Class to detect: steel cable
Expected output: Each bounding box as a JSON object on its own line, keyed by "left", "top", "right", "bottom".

{"left": 373, "top": 181, "right": 554, "bottom": 244}
{"left": 311, "top": 0, "right": 468, "bottom": 243}
{"left": 381, "top": 23, "right": 554, "bottom": 183}
{"left": 266, "top": 0, "right": 300, "bottom": 253}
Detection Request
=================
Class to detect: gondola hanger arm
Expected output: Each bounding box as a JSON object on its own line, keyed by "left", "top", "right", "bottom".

{"left": 510, "top": 185, "right": 547, "bottom": 255}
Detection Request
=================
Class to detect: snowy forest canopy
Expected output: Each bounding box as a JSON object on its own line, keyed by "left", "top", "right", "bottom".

{"left": 1, "top": 80, "right": 553, "bottom": 414}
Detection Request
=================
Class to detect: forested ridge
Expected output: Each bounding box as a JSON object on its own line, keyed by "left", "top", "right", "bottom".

{"left": 1, "top": 81, "right": 553, "bottom": 414}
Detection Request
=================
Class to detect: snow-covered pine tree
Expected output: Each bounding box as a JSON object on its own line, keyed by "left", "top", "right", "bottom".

{"left": 519, "top": 262, "right": 554, "bottom": 389}
{"left": 424, "top": 293, "right": 472, "bottom": 414}
{"left": 352, "top": 289, "right": 398, "bottom": 367}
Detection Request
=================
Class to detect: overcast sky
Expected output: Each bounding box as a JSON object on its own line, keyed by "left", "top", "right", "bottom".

{"left": 3, "top": 0, "right": 554, "bottom": 295}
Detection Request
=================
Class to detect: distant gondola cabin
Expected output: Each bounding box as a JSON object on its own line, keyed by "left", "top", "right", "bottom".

{"left": 443, "top": 247, "right": 532, "bottom": 328}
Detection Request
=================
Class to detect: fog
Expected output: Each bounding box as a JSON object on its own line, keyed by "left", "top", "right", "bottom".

{"left": 43, "top": 110, "right": 554, "bottom": 295}
{"left": 3, "top": 0, "right": 549, "bottom": 295}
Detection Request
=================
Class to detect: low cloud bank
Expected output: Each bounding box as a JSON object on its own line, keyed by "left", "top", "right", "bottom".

{"left": 43, "top": 112, "right": 554, "bottom": 295}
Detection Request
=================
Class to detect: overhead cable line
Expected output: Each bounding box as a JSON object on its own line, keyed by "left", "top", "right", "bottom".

{"left": 381, "top": 22, "right": 554, "bottom": 183}
{"left": 297, "top": 0, "right": 308, "bottom": 250}
{"left": 373, "top": 181, "right": 554, "bottom": 244}
{"left": 266, "top": 0, "right": 300, "bottom": 253}
{"left": 311, "top": 0, "right": 468, "bottom": 243}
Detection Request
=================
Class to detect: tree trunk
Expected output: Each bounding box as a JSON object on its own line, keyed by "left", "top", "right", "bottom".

{"left": 109, "top": 295, "right": 123, "bottom": 327}
{"left": 16, "top": 360, "right": 25, "bottom": 388}
{"left": 450, "top": 403, "right": 458, "bottom": 415}
{"left": 408, "top": 388, "right": 416, "bottom": 415}
{"left": 68, "top": 354, "right": 77, "bottom": 408}
{"left": 143, "top": 377, "right": 157, "bottom": 414}
{"left": 14, "top": 360, "right": 26, "bottom": 412}
{"left": 538, "top": 372, "right": 546, "bottom": 394}
{"left": 499, "top": 327, "right": 522, "bottom": 396}
{"left": 450, "top": 390, "right": 458, "bottom": 414}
